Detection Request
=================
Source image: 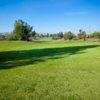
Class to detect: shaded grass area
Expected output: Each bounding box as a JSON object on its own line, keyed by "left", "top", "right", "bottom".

{"left": 0, "top": 45, "right": 99, "bottom": 69}
{"left": 0, "top": 41, "right": 100, "bottom": 100}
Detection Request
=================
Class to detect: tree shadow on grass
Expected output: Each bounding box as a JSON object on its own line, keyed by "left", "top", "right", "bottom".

{"left": 0, "top": 45, "right": 99, "bottom": 69}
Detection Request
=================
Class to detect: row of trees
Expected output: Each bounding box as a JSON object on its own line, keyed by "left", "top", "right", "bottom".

{"left": 64, "top": 29, "right": 87, "bottom": 40}
{"left": 51, "top": 30, "right": 100, "bottom": 41}
{"left": 36, "top": 29, "right": 100, "bottom": 41}
{"left": 0, "top": 19, "right": 100, "bottom": 41}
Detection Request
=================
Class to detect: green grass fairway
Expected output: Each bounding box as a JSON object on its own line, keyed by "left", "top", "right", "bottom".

{"left": 0, "top": 41, "right": 100, "bottom": 100}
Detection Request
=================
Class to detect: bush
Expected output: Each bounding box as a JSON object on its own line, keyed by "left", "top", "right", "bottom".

{"left": 64, "top": 31, "right": 74, "bottom": 40}
{"left": 91, "top": 32, "right": 100, "bottom": 39}
{"left": 77, "top": 30, "right": 87, "bottom": 40}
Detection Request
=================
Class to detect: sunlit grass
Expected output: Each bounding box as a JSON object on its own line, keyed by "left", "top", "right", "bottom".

{"left": 0, "top": 40, "right": 100, "bottom": 100}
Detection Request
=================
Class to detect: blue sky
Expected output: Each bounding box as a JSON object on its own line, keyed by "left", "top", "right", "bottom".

{"left": 0, "top": 0, "right": 100, "bottom": 33}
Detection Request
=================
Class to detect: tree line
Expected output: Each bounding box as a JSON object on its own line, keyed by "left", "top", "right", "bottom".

{"left": 0, "top": 19, "right": 100, "bottom": 41}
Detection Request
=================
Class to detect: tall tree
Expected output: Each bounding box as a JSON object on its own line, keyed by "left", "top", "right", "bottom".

{"left": 79, "top": 29, "right": 82, "bottom": 33}
{"left": 78, "top": 29, "right": 87, "bottom": 40}
{"left": 12, "top": 19, "right": 33, "bottom": 41}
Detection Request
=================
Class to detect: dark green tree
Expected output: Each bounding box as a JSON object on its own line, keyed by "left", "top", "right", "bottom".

{"left": 31, "top": 31, "right": 36, "bottom": 37}
{"left": 57, "top": 32, "right": 63, "bottom": 39}
{"left": 31, "top": 31, "right": 37, "bottom": 40}
{"left": 12, "top": 19, "right": 33, "bottom": 41}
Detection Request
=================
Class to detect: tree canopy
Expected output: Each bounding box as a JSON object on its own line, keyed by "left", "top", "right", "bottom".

{"left": 64, "top": 31, "right": 74, "bottom": 40}
{"left": 9, "top": 19, "right": 36, "bottom": 41}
